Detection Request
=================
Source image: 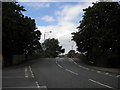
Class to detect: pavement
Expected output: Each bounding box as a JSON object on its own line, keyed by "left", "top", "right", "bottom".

{"left": 2, "top": 58, "right": 120, "bottom": 90}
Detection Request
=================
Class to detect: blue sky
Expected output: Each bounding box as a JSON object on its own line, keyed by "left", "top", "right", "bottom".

{"left": 20, "top": 2, "right": 85, "bottom": 26}
{"left": 19, "top": 2, "right": 93, "bottom": 53}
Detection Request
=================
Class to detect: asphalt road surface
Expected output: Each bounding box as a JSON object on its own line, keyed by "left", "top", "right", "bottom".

{"left": 2, "top": 58, "right": 120, "bottom": 90}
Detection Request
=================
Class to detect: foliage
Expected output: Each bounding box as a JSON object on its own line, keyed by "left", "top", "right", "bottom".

{"left": 67, "top": 50, "right": 77, "bottom": 58}
{"left": 42, "top": 38, "right": 65, "bottom": 58}
{"left": 72, "top": 2, "right": 120, "bottom": 67}
{"left": 2, "top": 2, "right": 42, "bottom": 65}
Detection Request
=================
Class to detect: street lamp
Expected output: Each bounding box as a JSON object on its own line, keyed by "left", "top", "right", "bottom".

{"left": 44, "top": 31, "right": 52, "bottom": 41}
{"left": 43, "top": 31, "right": 52, "bottom": 51}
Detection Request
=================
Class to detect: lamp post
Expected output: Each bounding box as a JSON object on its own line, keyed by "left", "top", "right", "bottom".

{"left": 44, "top": 31, "right": 52, "bottom": 41}
{"left": 43, "top": 31, "right": 52, "bottom": 51}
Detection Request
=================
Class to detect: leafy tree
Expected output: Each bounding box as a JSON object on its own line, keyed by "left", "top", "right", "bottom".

{"left": 2, "top": 2, "right": 42, "bottom": 65}
{"left": 42, "top": 38, "right": 65, "bottom": 58}
{"left": 72, "top": 2, "right": 120, "bottom": 67}
{"left": 67, "top": 50, "right": 76, "bottom": 58}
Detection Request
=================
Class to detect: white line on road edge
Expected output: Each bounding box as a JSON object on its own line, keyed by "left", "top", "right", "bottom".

{"left": 89, "top": 79, "right": 118, "bottom": 90}
{"left": 97, "top": 71, "right": 101, "bottom": 73}
{"left": 25, "top": 68, "right": 28, "bottom": 78}
{"left": 116, "top": 75, "right": 120, "bottom": 78}
{"left": 57, "top": 64, "right": 63, "bottom": 68}
{"left": 70, "top": 59, "right": 118, "bottom": 78}
{"left": 74, "top": 62, "right": 77, "bottom": 65}
{"left": 105, "top": 72, "right": 109, "bottom": 75}
{"left": 65, "top": 69, "right": 78, "bottom": 75}
{"left": 29, "top": 66, "right": 35, "bottom": 78}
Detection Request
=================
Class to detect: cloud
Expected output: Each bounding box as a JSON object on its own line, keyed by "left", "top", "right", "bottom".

{"left": 41, "top": 16, "right": 55, "bottom": 22}
{"left": 18, "top": 0, "right": 119, "bottom": 2}
{"left": 56, "top": 5, "right": 82, "bottom": 22}
{"left": 21, "top": 2, "right": 50, "bottom": 8}
{"left": 18, "top": 0, "right": 98, "bottom": 2}
{"left": 38, "top": 3, "right": 92, "bottom": 53}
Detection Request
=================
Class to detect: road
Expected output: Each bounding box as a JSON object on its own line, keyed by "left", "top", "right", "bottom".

{"left": 2, "top": 58, "right": 120, "bottom": 90}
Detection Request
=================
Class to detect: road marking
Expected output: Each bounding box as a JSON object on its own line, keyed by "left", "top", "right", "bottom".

{"left": 97, "top": 71, "right": 101, "bottom": 73}
{"left": 89, "top": 61, "right": 94, "bottom": 64}
{"left": 65, "top": 69, "right": 78, "bottom": 75}
{"left": 29, "top": 66, "right": 34, "bottom": 78}
{"left": 70, "top": 59, "right": 89, "bottom": 70}
{"left": 89, "top": 79, "right": 118, "bottom": 90}
{"left": 74, "top": 62, "right": 77, "bottom": 65}
{"left": 25, "top": 68, "right": 28, "bottom": 78}
{"left": 56, "top": 60, "right": 78, "bottom": 76}
{"left": 78, "top": 65, "right": 82, "bottom": 68}
{"left": 70, "top": 59, "right": 119, "bottom": 78}
{"left": 57, "top": 64, "right": 63, "bottom": 68}
{"left": 109, "top": 75, "right": 113, "bottom": 77}
{"left": 105, "top": 72, "right": 109, "bottom": 75}
{"left": 116, "top": 75, "right": 120, "bottom": 78}
{"left": 82, "top": 67, "right": 89, "bottom": 70}
{"left": 2, "top": 76, "right": 26, "bottom": 78}
{"left": 71, "top": 59, "right": 78, "bottom": 65}
{"left": 35, "top": 81, "right": 40, "bottom": 88}
{"left": 56, "top": 61, "right": 57, "bottom": 64}
{"left": 3, "top": 86, "right": 47, "bottom": 89}
{"left": 86, "top": 68, "right": 89, "bottom": 70}
{"left": 2, "top": 86, "right": 39, "bottom": 88}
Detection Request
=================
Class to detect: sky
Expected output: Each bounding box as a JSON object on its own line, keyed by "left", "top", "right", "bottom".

{"left": 19, "top": 0, "right": 119, "bottom": 54}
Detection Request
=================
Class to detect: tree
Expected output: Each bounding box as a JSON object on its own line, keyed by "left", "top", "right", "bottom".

{"left": 42, "top": 38, "right": 65, "bottom": 58}
{"left": 2, "top": 2, "right": 42, "bottom": 65}
{"left": 72, "top": 2, "right": 120, "bottom": 67}
{"left": 67, "top": 50, "right": 76, "bottom": 58}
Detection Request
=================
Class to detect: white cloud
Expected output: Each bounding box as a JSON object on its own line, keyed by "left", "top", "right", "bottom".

{"left": 38, "top": 3, "right": 92, "bottom": 54}
{"left": 21, "top": 2, "right": 50, "bottom": 8}
{"left": 18, "top": 0, "right": 119, "bottom": 2}
{"left": 18, "top": 0, "right": 98, "bottom": 2}
{"left": 56, "top": 5, "right": 82, "bottom": 22}
{"left": 41, "top": 16, "right": 55, "bottom": 22}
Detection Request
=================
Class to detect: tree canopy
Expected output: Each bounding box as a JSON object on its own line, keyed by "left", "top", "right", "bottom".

{"left": 42, "top": 38, "right": 65, "bottom": 58}
{"left": 2, "top": 2, "right": 42, "bottom": 65}
{"left": 67, "top": 50, "right": 76, "bottom": 58}
{"left": 72, "top": 2, "right": 120, "bottom": 67}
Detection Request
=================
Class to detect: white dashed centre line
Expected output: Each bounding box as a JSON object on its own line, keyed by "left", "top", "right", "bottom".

{"left": 97, "top": 71, "right": 101, "bottom": 73}
{"left": 57, "top": 64, "right": 63, "bottom": 68}
{"left": 105, "top": 72, "right": 109, "bottom": 75}
{"left": 65, "top": 69, "right": 78, "bottom": 75}
{"left": 56, "top": 60, "right": 79, "bottom": 76}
